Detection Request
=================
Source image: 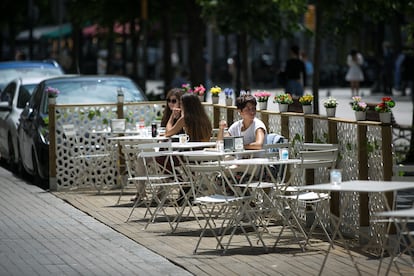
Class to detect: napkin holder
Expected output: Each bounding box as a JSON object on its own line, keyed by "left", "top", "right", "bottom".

{"left": 110, "top": 119, "right": 126, "bottom": 132}
{"left": 224, "top": 136, "right": 244, "bottom": 152}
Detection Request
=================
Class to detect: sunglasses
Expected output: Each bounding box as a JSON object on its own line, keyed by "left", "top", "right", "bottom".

{"left": 167, "top": 99, "right": 177, "bottom": 103}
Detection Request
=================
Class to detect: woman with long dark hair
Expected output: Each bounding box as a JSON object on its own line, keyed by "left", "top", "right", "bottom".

{"left": 161, "top": 88, "right": 185, "bottom": 137}
{"left": 180, "top": 93, "right": 212, "bottom": 142}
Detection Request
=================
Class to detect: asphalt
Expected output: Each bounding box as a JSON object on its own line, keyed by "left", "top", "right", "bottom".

{"left": 0, "top": 167, "right": 190, "bottom": 276}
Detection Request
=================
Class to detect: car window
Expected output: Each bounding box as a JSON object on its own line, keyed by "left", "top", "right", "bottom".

{"left": 0, "top": 82, "right": 16, "bottom": 104}
{"left": 43, "top": 78, "right": 146, "bottom": 105}
{"left": 17, "top": 84, "right": 36, "bottom": 108}
{"left": 0, "top": 68, "right": 63, "bottom": 86}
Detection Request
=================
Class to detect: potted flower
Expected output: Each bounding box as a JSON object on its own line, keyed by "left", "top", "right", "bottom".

{"left": 299, "top": 93, "right": 314, "bottom": 114}
{"left": 181, "top": 83, "right": 193, "bottom": 93}
{"left": 193, "top": 84, "right": 206, "bottom": 102}
{"left": 375, "top": 96, "right": 395, "bottom": 124}
{"left": 351, "top": 96, "right": 368, "bottom": 121}
{"left": 253, "top": 91, "right": 271, "bottom": 110}
{"left": 274, "top": 93, "right": 293, "bottom": 112}
{"left": 210, "top": 85, "right": 222, "bottom": 104}
{"left": 46, "top": 86, "right": 60, "bottom": 105}
{"left": 323, "top": 96, "right": 338, "bottom": 117}
{"left": 223, "top": 88, "right": 234, "bottom": 106}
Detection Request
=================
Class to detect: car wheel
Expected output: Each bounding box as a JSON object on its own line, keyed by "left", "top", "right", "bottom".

{"left": 16, "top": 143, "right": 29, "bottom": 180}
{"left": 32, "top": 149, "right": 48, "bottom": 190}
{"left": 8, "top": 135, "right": 18, "bottom": 173}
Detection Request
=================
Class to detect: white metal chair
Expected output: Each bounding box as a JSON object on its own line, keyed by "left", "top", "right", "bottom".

{"left": 62, "top": 124, "right": 111, "bottom": 193}
{"left": 119, "top": 140, "right": 151, "bottom": 220}
{"left": 122, "top": 140, "right": 190, "bottom": 232}
{"left": 180, "top": 152, "right": 267, "bottom": 253}
{"left": 275, "top": 147, "right": 339, "bottom": 249}
{"left": 186, "top": 162, "right": 267, "bottom": 254}
{"left": 374, "top": 208, "right": 414, "bottom": 275}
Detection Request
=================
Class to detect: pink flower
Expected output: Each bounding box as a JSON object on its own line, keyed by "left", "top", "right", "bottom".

{"left": 193, "top": 84, "right": 206, "bottom": 96}
{"left": 253, "top": 91, "right": 271, "bottom": 102}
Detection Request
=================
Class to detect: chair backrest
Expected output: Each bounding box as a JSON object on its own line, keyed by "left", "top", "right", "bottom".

{"left": 137, "top": 141, "right": 179, "bottom": 181}
{"left": 186, "top": 163, "right": 236, "bottom": 198}
{"left": 119, "top": 140, "right": 146, "bottom": 178}
{"left": 301, "top": 143, "right": 338, "bottom": 151}
{"left": 263, "top": 142, "right": 290, "bottom": 158}
{"left": 297, "top": 148, "right": 339, "bottom": 185}
{"left": 392, "top": 164, "right": 414, "bottom": 181}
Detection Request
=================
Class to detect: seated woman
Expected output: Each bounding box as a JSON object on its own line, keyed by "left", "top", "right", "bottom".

{"left": 217, "top": 94, "right": 267, "bottom": 149}
{"left": 180, "top": 93, "right": 212, "bottom": 142}
{"left": 160, "top": 88, "right": 185, "bottom": 137}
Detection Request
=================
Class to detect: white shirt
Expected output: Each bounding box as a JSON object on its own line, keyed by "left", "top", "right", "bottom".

{"left": 228, "top": 117, "right": 267, "bottom": 145}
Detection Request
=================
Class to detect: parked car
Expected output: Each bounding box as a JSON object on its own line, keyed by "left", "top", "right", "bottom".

{"left": 17, "top": 75, "right": 147, "bottom": 187}
{"left": 0, "top": 76, "right": 53, "bottom": 171}
{"left": 0, "top": 60, "right": 64, "bottom": 91}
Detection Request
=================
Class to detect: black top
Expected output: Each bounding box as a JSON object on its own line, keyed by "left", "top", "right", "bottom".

{"left": 285, "top": 58, "right": 307, "bottom": 86}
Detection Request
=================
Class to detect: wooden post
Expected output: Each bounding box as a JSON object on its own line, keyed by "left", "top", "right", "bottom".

{"left": 48, "top": 103, "right": 57, "bottom": 191}
{"left": 358, "top": 124, "right": 369, "bottom": 228}
{"left": 213, "top": 105, "right": 220, "bottom": 128}
{"left": 304, "top": 117, "right": 314, "bottom": 185}
{"left": 328, "top": 119, "right": 340, "bottom": 217}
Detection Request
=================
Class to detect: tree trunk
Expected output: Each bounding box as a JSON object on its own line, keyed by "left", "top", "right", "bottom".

{"left": 131, "top": 18, "right": 138, "bottom": 83}
{"left": 312, "top": 2, "right": 323, "bottom": 114}
{"left": 240, "top": 32, "right": 250, "bottom": 91}
{"left": 162, "top": 3, "right": 172, "bottom": 95}
{"left": 187, "top": 0, "right": 206, "bottom": 90}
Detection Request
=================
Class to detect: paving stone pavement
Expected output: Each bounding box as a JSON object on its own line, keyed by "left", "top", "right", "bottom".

{"left": 0, "top": 167, "right": 191, "bottom": 276}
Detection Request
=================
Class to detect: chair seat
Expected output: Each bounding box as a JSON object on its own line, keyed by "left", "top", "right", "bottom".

{"left": 235, "top": 182, "right": 275, "bottom": 189}
{"left": 195, "top": 194, "right": 249, "bottom": 204}
{"left": 283, "top": 191, "right": 330, "bottom": 202}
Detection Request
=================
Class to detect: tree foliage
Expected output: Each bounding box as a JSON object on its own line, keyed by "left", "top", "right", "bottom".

{"left": 197, "top": 0, "right": 307, "bottom": 40}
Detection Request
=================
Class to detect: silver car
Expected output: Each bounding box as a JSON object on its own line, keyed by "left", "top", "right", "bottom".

{"left": 17, "top": 75, "right": 147, "bottom": 187}
{"left": 0, "top": 76, "right": 52, "bottom": 171}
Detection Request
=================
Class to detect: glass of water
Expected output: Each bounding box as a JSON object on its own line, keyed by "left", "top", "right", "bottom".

{"left": 330, "top": 169, "right": 342, "bottom": 186}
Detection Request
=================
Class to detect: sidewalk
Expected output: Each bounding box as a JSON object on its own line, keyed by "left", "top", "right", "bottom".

{"left": 0, "top": 167, "right": 190, "bottom": 276}
{"left": 2, "top": 165, "right": 412, "bottom": 275}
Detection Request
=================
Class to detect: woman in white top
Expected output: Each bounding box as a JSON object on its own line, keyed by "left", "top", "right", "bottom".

{"left": 345, "top": 49, "right": 364, "bottom": 97}
{"left": 218, "top": 94, "right": 267, "bottom": 150}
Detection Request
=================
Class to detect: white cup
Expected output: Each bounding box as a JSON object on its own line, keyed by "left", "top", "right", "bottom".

{"left": 158, "top": 127, "right": 166, "bottom": 136}
{"left": 179, "top": 134, "right": 189, "bottom": 144}
{"left": 330, "top": 169, "right": 342, "bottom": 186}
{"left": 216, "top": 140, "right": 224, "bottom": 152}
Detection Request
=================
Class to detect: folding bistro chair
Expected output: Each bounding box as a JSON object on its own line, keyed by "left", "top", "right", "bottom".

{"left": 126, "top": 140, "right": 190, "bottom": 231}
{"left": 276, "top": 147, "right": 339, "bottom": 248}
{"left": 181, "top": 151, "right": 267, "bottom": 254}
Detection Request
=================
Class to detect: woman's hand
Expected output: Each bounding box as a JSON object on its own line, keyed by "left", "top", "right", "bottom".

{"left": 219, "top": 120, "right": 228, "bottom": 130}
{"left": 172, "top": 108, "right": 181, "bottom": 119}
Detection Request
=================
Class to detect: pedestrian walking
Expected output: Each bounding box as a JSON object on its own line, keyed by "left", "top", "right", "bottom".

{"left": 345, "top": 49, "right": 364, "bottom": 97}
{"left": 284, "top": 45, "right": 306, "bottom": 96}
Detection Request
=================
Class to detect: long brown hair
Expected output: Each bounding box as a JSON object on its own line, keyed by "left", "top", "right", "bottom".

{"left": 160, "top": 88, "right": 184, "bottom": 127}
{"left": 181, "top": 93, "right": 212, "bottom": 142}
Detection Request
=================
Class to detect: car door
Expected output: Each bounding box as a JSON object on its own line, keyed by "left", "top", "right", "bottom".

{"left": 18, "top": 83, "right": 43, "bottom": 172}
{"left": 0, "top": 81, "right": 16, "bottom": 156}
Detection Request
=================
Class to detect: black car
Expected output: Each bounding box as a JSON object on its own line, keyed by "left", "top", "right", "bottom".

{"left": 17, "top": 75, "right": 147, "bottom": 186}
